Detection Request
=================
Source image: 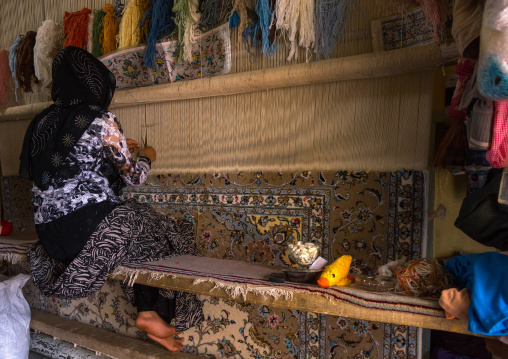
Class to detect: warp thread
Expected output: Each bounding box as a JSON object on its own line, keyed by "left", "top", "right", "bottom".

{"left": 118, "top": 0, "right": 151, "bottom": 48}
{"left": 87, "top": 11, "right": 95, "bottom": 53}
{"left": 102, "top": 4, "right": 120, "bottom": 54}
{"left": 16, "top": 31, "right": 39, "bottom": 93}
{"left": 0, "top": 50, "right": 12, "bottom": 108}
{"left": 8, "top": 37, "right": 21, "bottom": 102}
{"left": 63, "top": 8, "right": 92, "bottom": 49}
{"left": 141, "top": 0, "right": 176, "bottom": 68}
{"left": 395, "top": 259, "right": 451, "bottom": 297}
{"left": 92, "top": 10, "right": 106, "bottom": 58}
{"left": 198, "top": 0, "right": 234, "bottom": 31}
{"left": 314, "top": 0, "right": 354, "bottom": 60}
{"left": 34, "top": 19, "right": 64, "bottom": 90}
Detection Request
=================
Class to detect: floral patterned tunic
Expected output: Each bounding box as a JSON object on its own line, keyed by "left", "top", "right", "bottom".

{"left": 32, "top": 112, "right": 150, "bottom": 225}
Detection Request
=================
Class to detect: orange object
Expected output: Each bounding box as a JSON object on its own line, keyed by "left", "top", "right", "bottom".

{"left": 64, "top": 8, "right": 92, "bottom": 49}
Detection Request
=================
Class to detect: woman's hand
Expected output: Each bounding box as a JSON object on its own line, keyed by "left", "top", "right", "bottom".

{"left": 126, "top": 139, "right": 141, "bottom": 153}
{"left": 140, "top": 146, "right": 157, "bottom": 162}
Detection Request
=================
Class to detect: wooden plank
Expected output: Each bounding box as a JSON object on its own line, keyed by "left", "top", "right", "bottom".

{"left": 109, "top": 271, "right": 477, "bottom": 338}
{"left": 30, "top": 309, "right": 202, "bottom": 359}
{"left": 0, "top": 44, "right": 449, "bottom": 121}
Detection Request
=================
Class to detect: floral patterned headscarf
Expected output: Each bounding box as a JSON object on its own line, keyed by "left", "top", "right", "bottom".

{"left": 19, "top": 46, "right": 116, "bottom": 190}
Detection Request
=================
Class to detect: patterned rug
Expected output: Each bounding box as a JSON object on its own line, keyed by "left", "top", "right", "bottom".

{"left": 2, "top": 170, "right": 428, "bottom": 358}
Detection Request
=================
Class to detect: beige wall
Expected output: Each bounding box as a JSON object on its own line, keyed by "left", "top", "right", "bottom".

{"left": 432, "top": 168, "right": 496, "bottom": 258}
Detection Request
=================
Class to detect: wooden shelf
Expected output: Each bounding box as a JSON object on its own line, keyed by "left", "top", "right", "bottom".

{"left": 0, "top": 43, "right": 455, "bottom": 122}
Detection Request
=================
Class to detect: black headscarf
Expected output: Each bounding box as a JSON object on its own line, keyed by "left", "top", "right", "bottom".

{"left": 19, "top": 46, "right": 116, "bottom": 190}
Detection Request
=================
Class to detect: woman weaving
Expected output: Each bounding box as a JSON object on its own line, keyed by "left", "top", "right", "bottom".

{"left": 19, "top": 46, "right": 203, "bottom": 352}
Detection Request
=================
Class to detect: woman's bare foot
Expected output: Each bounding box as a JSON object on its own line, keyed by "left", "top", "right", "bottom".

{"left": 136, "top": 311, "right": 177, "bottom": 338}
{"left": 147, "top": 333, "right": 184, "bottom": 351}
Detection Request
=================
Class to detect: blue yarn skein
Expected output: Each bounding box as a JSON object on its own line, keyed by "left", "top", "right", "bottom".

{"left": 9, "top": 37, "right": 22, "bottom": 102}
{"left": 255, "top": 0, "right": 276, "bottom": 57}
{"left": 478, "top": 54, "right": 508, "bottom": 101}
{"left": 315, "top": 0, "right": 353, "bottom": 60}
{"left": 141, "top": 0, "right": 176, "bottom": 68}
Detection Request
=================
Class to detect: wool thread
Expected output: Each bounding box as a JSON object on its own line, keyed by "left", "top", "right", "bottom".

{"left": 87, "top": 11, "right": 95, "bottom": 53}
{"left": 255, "top": 0, "right": 276, "bottom": 57}
{"left": 0, "top": 50, "right": 12, "bottom": 108}
{"left": 141, "top": 0, "right": 176, "bottom": 68}
{"left": 118, "top": 0, "right": 151, "bottom": 48}
{"left": 102, "top": 4, "right": 120, "bottom": 54}
{"left": 8, "top": 37, "right": 21, "bottom": 102}
{"left": 34, "top": 20, "right": 64, "bottom": 90}
{"left": 395, "top": 259, "right": 451, "bottom": 297}
{"left": 63, "top": 8, "right": 92, "bottom": 49}
{"left": 92, "top": 10, "right": 106, "bottom": 58}
{"left": 173, "top": 0, "right": 201, "bottom": 63}
{"left": 314, "top": 0, "right": 354, "bottom": 60}
{"left": 16, "top": 31, "right": 39, "bottom": 93}
{"left": 198, "top": 0, "right": 234, "bottom": 31}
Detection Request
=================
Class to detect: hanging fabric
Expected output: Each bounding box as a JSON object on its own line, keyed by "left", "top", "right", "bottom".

{"left": 102, "top": 4, "right": 120, "bottom": 55}
{"left": 118, "top": 0, "right": 151, "bottom": 48}
{"left": 63, "top": 8, "right": 92, "bottom": 49}
{"left": 34, "top": 20, "right": 64, "bottom": 90}
{"left": 15, "top": 31, "right": 39, "bottom": 93}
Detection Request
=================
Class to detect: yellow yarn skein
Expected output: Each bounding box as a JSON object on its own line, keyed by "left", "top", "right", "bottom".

{"left": 118, "top": 0, "right": 151, "bottom": 48}
{"left": 101, "top": 3, "right": 120, "bottom": 54}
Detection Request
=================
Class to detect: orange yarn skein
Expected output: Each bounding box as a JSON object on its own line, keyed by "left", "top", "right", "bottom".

{"left": 63, "top": 8, "right": 92, "bottom": 49}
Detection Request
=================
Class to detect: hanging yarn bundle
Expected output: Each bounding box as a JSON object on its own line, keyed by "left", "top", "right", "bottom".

{"left": 275, "top": 0, "right": 299, "bottom": 60}
{"left": 63, "top": 8, "right": 92, "bottom": 49}
{"left": 34, "top": 20, "right": 64, "bottom": 90}
{"left": 298, "top": 0, "right": 315, "bottom": 61}
{"left": 87, "top": 11, "right": 95, "bottom": 53}
{"left": 395, "top": 259, "right": 452, "bottom": 297}
{"left": 173, "top": 0, "right": 201, "bottom": 63}
{"left": 118, "top": 0, "right": 151, "bottom": 48}
{"left": 92, "top": 9, "right": 106, "bottom": 58}
{"left": 198, "top": 0, "right": 234, "bottom": 31}
{"left": 230, "top": 0, "right": 253, "bottom": 33}
{"left": 102, "top": 4, "right": 120, "bottom": 55}
{"left": 16, "top": 31, "right": 39, "bottom": 93}
{"left": 0, "top": 50, "right": 14, "bottom": 109}
{"left": 314, "top": 0, "right": 354, "bottom": 60}
{"left": 255, "top": 0, "right": 276, "bottom": 57}
{"left": 9, "top": 37, "right": 22, "bottom": 102}
{"left": 141, "top": 0, "right": 176, "bottom": 68}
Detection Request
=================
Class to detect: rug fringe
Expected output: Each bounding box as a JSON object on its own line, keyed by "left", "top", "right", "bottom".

{"left": 112, "top": 266, "right": 293, "bottom": 301}
{"left": 0, "top": 252, "right": 28, "bottom": 265}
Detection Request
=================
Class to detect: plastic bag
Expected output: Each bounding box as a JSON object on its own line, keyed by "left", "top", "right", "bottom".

{"left": 478, "top": 0, "right": 508, "bottom": 100}
{"left": 0, "top": 274, "right": 31, "bottom": 359}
